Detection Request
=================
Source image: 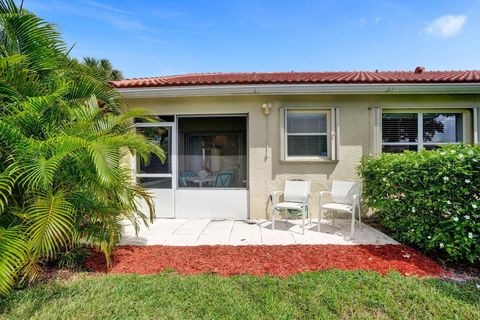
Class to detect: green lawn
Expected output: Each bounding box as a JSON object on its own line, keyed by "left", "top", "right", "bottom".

{"left": 1, "top": 270, "right": 479, "bottom": 320}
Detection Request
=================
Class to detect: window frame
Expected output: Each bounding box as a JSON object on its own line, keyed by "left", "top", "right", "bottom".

{"left": 381, "top": 110, "right": 468, "bottom": 152}
{"left": 283, "top": 108, "right": 332, "bottom": 161}
{"left": 133, "top": 118, "right": 176, "bottom": 189}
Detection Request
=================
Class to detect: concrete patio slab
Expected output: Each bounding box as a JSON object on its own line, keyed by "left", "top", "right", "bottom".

{"left": 196, "top": 220, "right": 235, "bottom": 245}
{"left": 258, "top": 221, "right": 296, "bottom": 245}
{"left": 229, "top": 220, "right": 262, "bottom": 245}
{"left": 173, "top": 218, "right": 210, "bottom": 235}
{"left": 121, "top": 218, "right": 398, "bottom": 246}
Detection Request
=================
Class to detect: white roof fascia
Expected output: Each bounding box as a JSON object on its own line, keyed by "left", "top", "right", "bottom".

{"left": 116, "top": 83, "right": 480, "bottom": 98}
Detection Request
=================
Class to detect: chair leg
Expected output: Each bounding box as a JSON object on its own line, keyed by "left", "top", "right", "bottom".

{"left": 271, "top": 208, "right": 275, "bottom": 230}
{"left": 350, "top": 210, "right": 355, "bottom": 237}
{"left": 301, "top": 208, "right": 305, "bottom": 235}
{"left": 317, "top": 207, "right": 322, "bottom": 232}
{"left": 358, "top": 204, "right": 362, "bottom": 231}
{"left": 308, "top": 205, "right": 312, "bottom": 225}
{"left": 285, "top": 209, "right": 288, "bottom": 223}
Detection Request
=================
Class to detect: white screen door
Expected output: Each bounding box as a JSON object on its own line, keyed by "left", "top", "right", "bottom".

{"left": 175, "top": 115, "right": 248, "bottom": 219}
{"left": 135, "top": 122, "right": 176, "bottom": 218}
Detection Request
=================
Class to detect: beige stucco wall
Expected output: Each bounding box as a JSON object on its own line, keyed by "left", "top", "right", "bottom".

{"left": 126, "top": 93, "right": 479, "bottom": 219}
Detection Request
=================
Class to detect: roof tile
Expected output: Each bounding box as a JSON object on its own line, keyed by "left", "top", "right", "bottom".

{"left": 110, "top": 70, "right": 480, "bottom": 88}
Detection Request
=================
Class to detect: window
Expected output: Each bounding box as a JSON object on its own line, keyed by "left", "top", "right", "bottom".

{"left": 134, "top": 116, "right": 173, "bottom": 189}
{"left": 136, "top": 126, "right": 171, "bottom": 175}
{"left": 382, "top": 112, "right": 464, "bottom": 153}
{"left": 285, "top": 110, "right": 330, "bottom": 159}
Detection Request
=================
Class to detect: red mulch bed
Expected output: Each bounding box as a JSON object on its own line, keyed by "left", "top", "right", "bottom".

{"left": 85, "top": 244, "right": 447, "bottom": 277}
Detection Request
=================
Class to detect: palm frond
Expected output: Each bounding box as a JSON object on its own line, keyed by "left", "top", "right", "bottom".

{"left": 0, "top": 0, "right": 19, "bottom": 13}
{"left": 0, "top": 120, "right": 26, "bottom": 146}
{"left": 0, "top": 225, "right": 27, "bottom": 296}
{"left": 80, "top": 213, "right": 123, "bottom": 268}
{"left": 82, "top": 56, "right": 98, "bottom": 68}
{"left": 110, "top": 69, "right": 123, "bottom": 81}
{"left": 16, "top": 155, "right": 62, "bottom": 190}
{"left": 87, "top": 141, "right": 122, "bottom": 186}
{"left": 26, "top": 190, "right": 74, "bottom": 259}
{"left": 0, "top": 168, "right": 16, "bottom": 212}
{"left": 0, "top": 53, "right": 25, "bottom": 70}
{"left": 64, "top": 66, "right": 125, "bottom": 113}
{"left": 0, "top": 0, "right": 67, "bottom": 70}
{"left": 126, "top": 182, "right": 155, "bottom": 224}
{"left": 0, "top": 59, "right": 43, "bottom": 102}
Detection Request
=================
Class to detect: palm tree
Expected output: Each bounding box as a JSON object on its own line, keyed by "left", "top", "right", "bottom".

{"left": 83, "top": 57, "right": 124, "bottom": 81}
{"left": 0, "top": 0, "right": 162, "bottom": 295}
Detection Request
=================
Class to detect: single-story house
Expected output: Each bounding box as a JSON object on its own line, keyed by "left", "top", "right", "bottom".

{"left": 111, "top": 68, "right": 480, "bottom": 220}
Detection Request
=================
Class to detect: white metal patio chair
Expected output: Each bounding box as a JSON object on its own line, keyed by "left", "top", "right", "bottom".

{"left": 271, "top": 180, "right": 311, "bottom": 234}
{"left": 318, "top": 180, "right": 361, "bottom": 237}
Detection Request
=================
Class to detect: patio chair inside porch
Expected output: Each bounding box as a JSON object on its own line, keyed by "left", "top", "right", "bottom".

{"left": 178, "top": 170, "right": 198, "bottom": 187}
{"left": 213, "top": 171, "right": 233, "bottom": 187}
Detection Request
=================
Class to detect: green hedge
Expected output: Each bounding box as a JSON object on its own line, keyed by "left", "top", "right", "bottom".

{"left": 358, "top": 145, "right": 480, "bottom": 263}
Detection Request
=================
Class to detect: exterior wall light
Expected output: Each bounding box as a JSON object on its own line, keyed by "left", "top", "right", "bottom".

{"left": 262, "top": 103, "right": 272, "bottom": 115}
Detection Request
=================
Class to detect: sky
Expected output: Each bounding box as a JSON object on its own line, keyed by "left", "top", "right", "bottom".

{"left": 26, "top": 0, "right": 480, "bottom": 79}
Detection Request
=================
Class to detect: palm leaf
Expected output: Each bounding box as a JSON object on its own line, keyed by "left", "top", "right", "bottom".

{"left": 0, "top": 60, "right": 43, "bottom": 102}
{"left": 0, "top": 0, "right": 19, "bottom": 13}
{"left": 80, "top": 213, "right": 123, "bottom": 268}
{"left": 0, "top": 225, "right": 27, "bottom": 296}
{"left": 0, "top": 168, "right": 16, "bottom": 212}
{"left": 16, "top": 155, "right": 62, "bottom": 190}
{"left": 0, "top": 120, "right": 26, "bottom": 146}
{"left": 0, "top": 1, "right": 67, "bottom": 71}
{"left": 64, "top": 66, "right": 125, "bottom": 113}
{"left": 26, "top": 190, "right": 74, "bottom": 259}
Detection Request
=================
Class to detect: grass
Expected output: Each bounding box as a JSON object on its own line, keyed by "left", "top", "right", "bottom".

{"left": 0, "top": 270, "right": 479, "bottom": 320}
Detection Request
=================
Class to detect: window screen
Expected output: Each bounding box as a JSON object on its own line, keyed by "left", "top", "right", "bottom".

{"left": 286, "top": 111, "right": 329, "bottom": 157}
{"left": 382, "top": 112, "right": 464, "bottom": 153}
{"left": 423, "top": 113, "right": 463, "bottom": 144}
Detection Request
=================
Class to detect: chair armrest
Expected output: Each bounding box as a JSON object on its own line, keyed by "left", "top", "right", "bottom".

{"left": 270, "top": 191, "right": 284, "bottom": 206}
{"left": 319, "top": 191, "right": 331, "bottom": 201}
{"left": 318, "top": 191, "right": 331, "bottom": 210}
{"left": 302, "top": 193, "right": 311, "bottom": 205}
{"left": 353, "top": 194, "right": 360, "bottom": 205}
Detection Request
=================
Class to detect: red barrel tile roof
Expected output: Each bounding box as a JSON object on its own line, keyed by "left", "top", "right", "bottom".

{"left": 110, "top": 70, "right": 480, "bottom": 88}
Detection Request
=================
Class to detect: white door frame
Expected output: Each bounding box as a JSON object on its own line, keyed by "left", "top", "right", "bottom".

{"left": 134, "top": 121, "right": 177, "bottom": 218}
{"left": 174, "top": 114, "right": 249, "bottom": 219}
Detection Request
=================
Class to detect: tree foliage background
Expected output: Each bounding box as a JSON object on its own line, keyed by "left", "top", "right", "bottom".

{"left": 82, "top": 57, "right": 124, "bottom": 81}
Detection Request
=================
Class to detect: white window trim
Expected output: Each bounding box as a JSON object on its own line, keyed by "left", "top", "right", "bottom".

{"left": 381, "top": 110, "right": 468, "bottom": 152}
{"left": 474, "top": 107, "right": 479, "bottom": 145}
{"left": 369, "top": 106, "right": 382, "bottom": 154}
{"left": 133, "top": 121, "right": 176, "bottom": 189}
{"left": 280, "top": 107, "right": 338, "bottom": 162}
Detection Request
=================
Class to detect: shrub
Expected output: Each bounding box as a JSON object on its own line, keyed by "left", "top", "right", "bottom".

{"left": 55, "top": 246, "right": 90, "bottom": 270}
{"left": 358, "top": 144, "right": 480, "bottom": 263}
{"left": 0, "top": 1, "right": 163, "bottom": 295}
